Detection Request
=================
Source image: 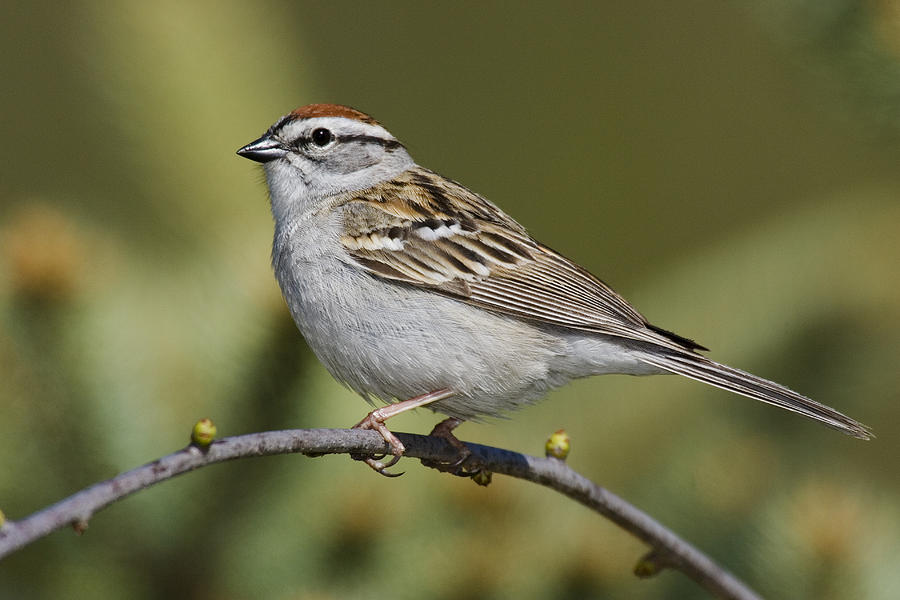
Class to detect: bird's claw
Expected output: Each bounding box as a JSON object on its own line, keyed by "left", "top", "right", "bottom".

{"left": 420, "top": 417, "right": 484, "bottom": 477}
{"left": 362, "top": 455, "right": 405, "bottom": 477}
{"left": 353, "top": 408, "right": 407, "bottom": 476}
{"left": 350, "top": 390, "right": 457, "bottom": 477}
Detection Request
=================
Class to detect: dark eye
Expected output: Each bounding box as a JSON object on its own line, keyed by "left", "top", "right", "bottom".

{"left": 311, "top": 128, "right": 333, "bottom": 147}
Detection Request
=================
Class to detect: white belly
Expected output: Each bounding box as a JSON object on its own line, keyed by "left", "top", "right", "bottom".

{"left": 274, "top": 238, "right": 662, "bottom": 419}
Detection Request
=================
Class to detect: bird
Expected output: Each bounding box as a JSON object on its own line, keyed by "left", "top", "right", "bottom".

{"left": 237, "top": 104, "right": 871, "bottom": 474}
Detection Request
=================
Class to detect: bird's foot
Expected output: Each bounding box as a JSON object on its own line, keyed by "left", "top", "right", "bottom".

{"left": 422, "top": 417, "right": 485, "bottom": 479}
{"left": 351, "top": 389, "right": 454, "bottom": 477}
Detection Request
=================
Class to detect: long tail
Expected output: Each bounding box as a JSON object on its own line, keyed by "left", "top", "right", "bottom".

{"left": 636, "top": 349, "right": 872, "bottom": 439}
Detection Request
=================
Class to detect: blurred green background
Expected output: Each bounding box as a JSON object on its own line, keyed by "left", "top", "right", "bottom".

{"left": 2, "top": 1, "right": 899, "bottom": 599}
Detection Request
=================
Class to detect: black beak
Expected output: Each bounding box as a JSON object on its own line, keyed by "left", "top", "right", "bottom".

{"left": 237, "top": 133, "right": 288, "bottom": 163}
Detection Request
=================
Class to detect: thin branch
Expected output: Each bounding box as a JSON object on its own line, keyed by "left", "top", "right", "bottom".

{"left": 0, "top": 428, "right": 762, "bottom": 600}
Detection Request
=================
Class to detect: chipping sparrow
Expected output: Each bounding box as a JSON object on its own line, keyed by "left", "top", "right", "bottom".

{"left": 237, "top": 104, "right": 870, "bottom": 474}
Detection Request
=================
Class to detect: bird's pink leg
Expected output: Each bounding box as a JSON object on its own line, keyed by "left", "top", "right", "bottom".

{"left": 353, "top": 388, "right": 454, "bottom": 476}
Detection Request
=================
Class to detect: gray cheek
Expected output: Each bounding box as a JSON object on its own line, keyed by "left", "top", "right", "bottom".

{"left": 333, "top": 146, "right": 382, "bottom": 174}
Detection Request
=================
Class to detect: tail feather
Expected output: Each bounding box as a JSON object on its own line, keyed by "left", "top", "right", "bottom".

{"left": 636, "top": 350, "right": 872, "bottom": 440}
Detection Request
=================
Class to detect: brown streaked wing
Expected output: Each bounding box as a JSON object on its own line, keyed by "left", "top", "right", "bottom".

{"left": 338, "top": 167, "right": 702, "bottom": 352}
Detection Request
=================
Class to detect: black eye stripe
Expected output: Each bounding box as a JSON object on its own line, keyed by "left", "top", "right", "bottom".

{"left": 295, "top": 133, "right": 403, "bottom": 150}
{"left": 338, "top": 134, "right": 403, "bottom": 149}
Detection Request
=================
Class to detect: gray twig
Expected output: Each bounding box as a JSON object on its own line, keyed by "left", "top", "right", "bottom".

{"left": 0, "top": 428, "right": 762, "bottom": 600}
